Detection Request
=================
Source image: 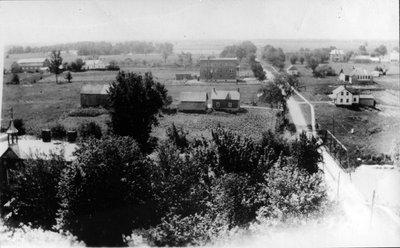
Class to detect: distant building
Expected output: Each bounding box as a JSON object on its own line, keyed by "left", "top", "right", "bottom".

{"left": 349, "top": 67, "right": 373, "bottom": 84}
{"left": 199, "top": 58, "right": 239, "bottom": 82}
{"left": 176, "top": 74, "right": 192, "bottom": 80}
{"left": 351, "top": 55, "right": 372, "bottom": 63}
{"left": 286, "top": 65, "right": 299, "bottom": 76}
{"left": 210, "top": 88, "right": 240, "bottom": 110}
{"left": 179, "top": 92, "right": 208, "bottom": 112}
{"left": 338, "top": 68, "right": 373, "bottom": 84}
{"left": 390, "top": 51, "right": 399, "bottom": 62}
{"left": 80, "top": 84, "right": 110, "bottom": 108}
{"left": 330, "top": 49, "right": 345, "bottom": 62}
{"left": 329, "top": 85, "right": 375, "bottom": 107}
{"left": 83, "top": 60, "right": 107, "bottom": 70}
{"left": 17, "top": 58, "right": 49, "bottom": 72}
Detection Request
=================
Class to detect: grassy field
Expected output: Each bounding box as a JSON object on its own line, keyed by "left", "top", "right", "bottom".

{"left": 2, "top": 67, "right": 264, "bottom": 136}
{"left": 152, "top": 108, "right": 278, "bottom": 142}
{"left": 299, "top": 101, "right": 400, "bottom": 160}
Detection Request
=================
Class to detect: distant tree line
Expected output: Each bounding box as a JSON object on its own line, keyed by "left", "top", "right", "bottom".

{"left": 6, "top": 41, "right": 174, "bottom": 56}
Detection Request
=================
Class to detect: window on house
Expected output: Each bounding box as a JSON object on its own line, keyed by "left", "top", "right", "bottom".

{"left": 340, "top": 99, "right": 343, "bottom": 103}
{"left": 341, "top": 92, "right": 343, "bottom": 96}
{"left": 216, "top": 102, "right": 220, "bottom": 108}
{"left": 346, "top": 99, "right": 349, "bottom": 103}
{"left": 228, "top": 102, "right": 232, "bottom": 108}
{"left": 346, "top": 92, "right": 349, "bottom": 96}
{"left": 354, "top": 98, "right": 357, "bottom": 102}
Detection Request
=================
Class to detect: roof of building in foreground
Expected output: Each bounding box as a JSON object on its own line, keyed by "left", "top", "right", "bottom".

{"left": 80, "top": 84, "right": 110, "bottom": 95}
{"left": 200, "top": 58, "right": 238, "bottom": 61}
{"left": 287, "top": 65, "right": 298, "bottom": 71}
{"left": 211, "top": 89, "right": 240, "bottom": 100}
{"left": 330, "top": 49, "right": 344, "bottom": 55}
{"left": 17, "top": 58, "right": 47, "bottom": 64}
{"left": 180, "top": 92, "right": 208, "bottom": 102}
{"left": 0, "top": 135, "right": 78, "bottom": 161}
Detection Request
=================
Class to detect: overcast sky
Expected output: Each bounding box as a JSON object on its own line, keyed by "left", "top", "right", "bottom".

{"left": 0, "top": 0, "right": 398, "bottom": 45}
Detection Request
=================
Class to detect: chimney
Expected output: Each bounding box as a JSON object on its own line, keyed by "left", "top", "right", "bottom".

{"left": 42, "top": 129, "right": 51, "bottom": 143}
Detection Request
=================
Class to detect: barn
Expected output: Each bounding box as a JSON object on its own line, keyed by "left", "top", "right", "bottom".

{"left": 80, "top": 84, "right": 110, "bottom": 108}
{"left": 179, "top": 92, "right": 208, "bottom": 112}
{"left": 17, "top": 58, "right": 49, "bottom": 72}
{"left": 211, "top": 88, "right": 240, "bottom": 110}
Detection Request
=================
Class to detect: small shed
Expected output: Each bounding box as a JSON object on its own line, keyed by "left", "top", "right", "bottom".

{"left": 286, "top": 65, "right": 299, "bottom": 76}
{"left": 211, "top": 88, "right": 240, "bottom": 110}
{"left": 359, "top": 95, "right": 376, "bottom": 107}
{"left": 80, "top": 84, "right": 110, "bottom": 108}
{"left": 179, "top": 92, "right": 208, "bottom": 112}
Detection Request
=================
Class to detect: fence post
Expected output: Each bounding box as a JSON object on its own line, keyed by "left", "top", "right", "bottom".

{"left": 370, "top": 190, "right": 376, "bottom": 226}
{"left": 337, "top": 172, "right": 341, "bottom": 200}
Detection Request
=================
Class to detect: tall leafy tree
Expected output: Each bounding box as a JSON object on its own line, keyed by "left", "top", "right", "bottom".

{"left": 108, "top": 71, "right": 168, "bottom": 152}
{"left": 160, "top": 42, "right": 174, "bottom": 64}
{"left": 57, "top": 136, "right": 156, "bottom": 246}
{"left": 374, "top": 44, "right": 387, "bottom": 57}
{"left": 291, "top": 131, "right": 322, "bottom": 174}
{"left": 49, "top": 50, "right": 63, "bottom": 83}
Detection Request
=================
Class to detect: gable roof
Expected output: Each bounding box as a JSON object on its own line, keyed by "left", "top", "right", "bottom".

{"left": 330, "top": 49, "right": 344, "bottom": 55}
{"left": 211, "top": 89, "right": 240, "bottom": 100}
{"left": 350, "top": 67, "right": 371, "bottom": 76}
{"left": 287, "top": 65, "right": 298, "bottom": 71}
{"left": 180, "top": 92, "right": 208, "bottom": 102}
{"left": 332, "top": 85, "right": 359, "bottom": 95}
{"left": 0, "top": 137, "right": 78, "bottom": 161}
{"left": 80, "top": 84, "right": 110, "bottom": 95}
{"left": 17, "top": 58, "right": 47, "bottom": 64}
{"left": 200, "top": 58, "right": 238, "bottom": 62}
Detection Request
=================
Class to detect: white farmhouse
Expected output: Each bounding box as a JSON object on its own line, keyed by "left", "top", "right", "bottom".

{"left": 329, "top": 85, "right": 375, "bottom": 107}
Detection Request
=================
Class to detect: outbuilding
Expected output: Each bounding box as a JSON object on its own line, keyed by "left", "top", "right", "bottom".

{"left": 80, "top": 84, "right": 110, "bottom": 108}
{"left": 286, "top": 65, "right": 299, "bottom": 76}
{"left": 210, "top": 88, "right": 240, "bottom": 110}
{"left": 179, "top": 92, "right": 208, "bottom": 112}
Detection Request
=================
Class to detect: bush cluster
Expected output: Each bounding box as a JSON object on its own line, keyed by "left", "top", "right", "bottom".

{"left": 1, "top": 127, "right": 328, "bottom": 247}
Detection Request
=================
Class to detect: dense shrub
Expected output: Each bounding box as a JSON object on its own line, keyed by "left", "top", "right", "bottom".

{"left": 68, "top": 107, "right": 108, "bottom": 117}
{"left": 50, "top": 123, "right": 66, "bottom": 140}
{"left": 7, "top": 73, "right": 20, "bottom": 85}
{"left": 57, "top": 136, "right": 156, "bottom": 246}
{"left": 10, "top": 119, "right": 26, "bottom": 135}
{"left": 1, "top": 154, "right": 67, "bottom": 230}
{"left": 313, "top": 65, "right": 336, "bottom": 78}
{"left": 166, "top": 124, "right": 189, "bottom": 151}
{"left": 78, "top": 122, "right": 102, "bottom": 139}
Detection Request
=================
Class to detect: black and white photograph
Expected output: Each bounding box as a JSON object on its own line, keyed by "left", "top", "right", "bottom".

{"left": 0, "top": 0, "right": 399, "bottom": 247}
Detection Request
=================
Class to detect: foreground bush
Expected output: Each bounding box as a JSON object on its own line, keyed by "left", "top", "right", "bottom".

{"left": 57, "top": 136, "right": 157, "bottom": 246}
{"left": 1, "top": 154, "right": 67, "bottom": 230}
{"left": 78, "top": 121, "right": 102, "bottom": 139}
{"left": 50, "top": 123, "right": 67, "bottom": 140}
{"left": 68, "top": 107, "right": 108, "bottom": 117}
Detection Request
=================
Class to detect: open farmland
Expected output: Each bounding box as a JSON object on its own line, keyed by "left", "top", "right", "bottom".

{"left": 152, "top": 108, "right": 278, "bottom": 141}
{"left": 299, "top": 101, "right": 400, "bottom": 161}
{"left": 2, "top": 67, "right": 263, "bottom": 135}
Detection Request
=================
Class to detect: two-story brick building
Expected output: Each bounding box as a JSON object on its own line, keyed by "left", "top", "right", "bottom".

{"left": 199, "top": 58, "right": 239, "bottom": 82}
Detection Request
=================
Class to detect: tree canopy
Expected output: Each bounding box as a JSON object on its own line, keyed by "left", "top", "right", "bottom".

{"left": 49, "top": 50, "right": 63, "bottom": 83}
{"left": 108, "top": 71, "right": 168, "bottom": 152}
{"left": 261, "top": 45, "right": 286, "bottom": 70}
